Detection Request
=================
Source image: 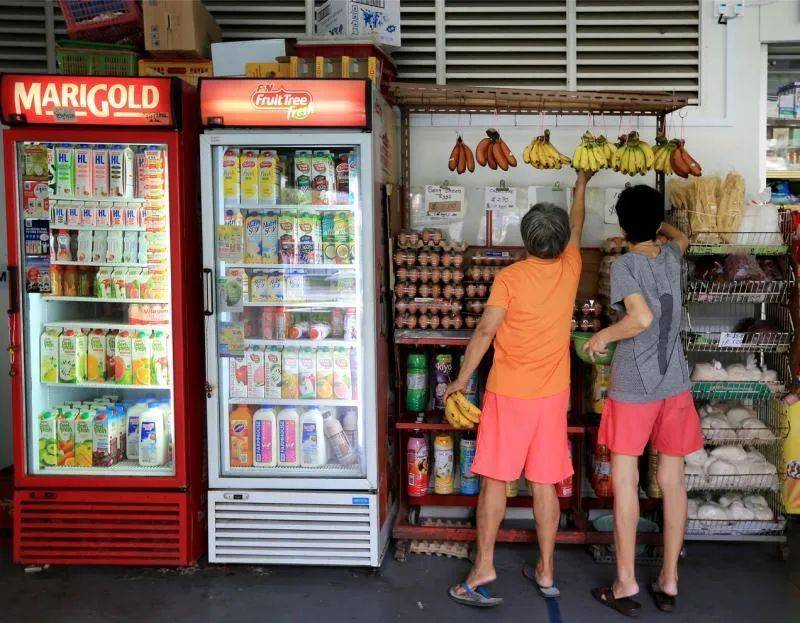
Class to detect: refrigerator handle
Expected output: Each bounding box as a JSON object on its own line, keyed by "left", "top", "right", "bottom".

{"left": 6, "top": 265, "right": 19, "bottom": 377}
{"left": 203, "top": 268, "right": 214, "bottom": 316}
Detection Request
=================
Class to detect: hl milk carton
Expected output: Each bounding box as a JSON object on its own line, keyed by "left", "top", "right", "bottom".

{"left": 59, "top": 329, "right": 86, "bottom": 384}
{"left": 54, "top": 145, "right": 74, "bottom": 197}
{"left": 240, "top": 150, "right": 259, "bottom": 203}
{"left": 92, "top": 146, "right": 109, "bottom": 197}
{"left": 40, "top": 327, "right": 61, "bottom": 383}
{"left": 81, "top": 201, "right": 96, "bottom": 227}
{"left": 222, "top": 148, "right": 240, "bottom": 205}
{"left": 109, "top": 145, "right": 134, "bottom": 198}
{"left": 74, "top": 145, "right": 93, "bottom": 197}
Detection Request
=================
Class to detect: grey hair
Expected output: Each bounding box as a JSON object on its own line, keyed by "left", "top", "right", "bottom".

{"left": 520, "top": 203, "right": 571, "bottom": 259}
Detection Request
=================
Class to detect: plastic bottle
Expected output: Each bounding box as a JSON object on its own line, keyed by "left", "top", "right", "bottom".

{"left": 460, "top": 354, "right": 480, "bottom": 407}
{"left": 253, "top": 407, "right": 277, "bottom": 467}
{"left": 288, "top": 321, "right": 309, "bottom": 339}
{"left": 300, "top": 408, "right": 327, "bottom": 467}
{"left": 407, "top": 431, "right": 429, "bottom": 497}
{"left": 434, "top": 433, "right": 454, "bottom": 494}
{"left": 308, "top": 322, "right": 331, "bottom": 340}
{"left": 277, "top": 407, "right": 300, "bottom": 466}
{"left": 139, "top": 403, "right": 168, "bottom": 466}
{"left": 229, "top": 404, "right": 253, "bottom": 467}
{"left": 342, "top": 409, "right": 358, "bottom": 451}
{"left": 406, "top": 353, "right": 428, "bottom": 412}
{"left": 459, "top": 432, "right": 479, "bottom": 495}
{"left": 323, "top": 411, "right": 355, "bottom": 464}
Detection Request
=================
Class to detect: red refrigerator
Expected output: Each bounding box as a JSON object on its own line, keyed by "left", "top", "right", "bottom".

{"left": 1, "top": 74, "right": 205, "bottom": 566}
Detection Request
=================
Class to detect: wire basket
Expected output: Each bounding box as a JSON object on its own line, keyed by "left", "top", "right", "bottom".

{"left": 682, "top": 303, "right": 794, "bottom": 354}
{"left": 694, "top": 393, "right": 789, "bottom": 446}
{"left": 56, "top": 41, "right": 138, "bottom": 76}
{"left": 684, "top": 257, "right": 795, "bottom": 305}
{"left": 57, "top": 0, "right": 141, "bottom": 42}
{"left": 669, "top": 206, "right": 794, "bottom": 256}
{"left": 686, "top": 491, "right": 786, "bottom": 536}
{"left": 685, "top": 472, "right": 780, "bottom": 492}
{"left": 689, "top": 352, "right": 792, "bottom": 397}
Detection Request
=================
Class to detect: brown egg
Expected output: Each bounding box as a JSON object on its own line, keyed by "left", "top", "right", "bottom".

{"left": 431, "top": 230, "right": 443, "bottom": 245}
{"left": 404, "top": 251, "right": 416, "bottom": 267}
{"left": 419, "top": 267, "right": 432, "bottom": 283}
{"left": 451, "top": 315, "right": 463, "bottom": 329}
{"left": 394, "top": 283, "right": 406, "bottom": 298}
{"left": 481, "top": 267, "right": 493, "bottom": 282}
{"left": 452, "top": 254, "right": 464, "bottom": 268}
{"left": 451, "top": 269, "right": 464, "bottom": 284}
{"left": 441, "top": 268, "right": 453, "bottom": 284}
{"left": 417, "top": 250, "right": 430, "bottom": 266}
{"left": 466, "top": 284, "right": 477, "bottom": 298}
{"left": 440, "top": 253, "right": 453, "bottom": 268}
{"left": 396, "top": 267, "right": 408, "bottom": 281}
{"left": 449, "top": 299, "right": 463, "bottom": 314}
{"left": 394, "top": 250, "right": 406, "bottom": 266}
{"left": 406, "top": 283, "right": 418, "bottom": 298}
{"left": 430, "top": 268, "right": 442, "bottom": 283}
{"left": 395, "top": 298, "right": 409, "bottom": 314}
{"left": 398, "top": 232, "right": 410, "bottom": 248}
{"left": 407, "top": 299, "right": 420, "bottom": 314}
{"left": 421, "top": 229, "right": 432, "bottom": 244}
{"left": 430, "top": 284, "right": 442, "bottom": 298}
{"left": 405, "top": 313, "right": 418, "bottom": 329}
{"left": 476, "top": 284, "right": 488, "bottom": 298}
{"left": 418, "top": 283, "right": 432, "bottom": 298}
{"left": 468, "top": 267, "right": 482, "bottom": 281}
{"left": 443, "top": 284, "right": 455, "bottom": 299}
{"left": 428, "top": 252, "right": 440, "bottom": 267}
{"left": 407, "top": 268, "right": 420, "bottom": 283}
{"left": 465, "top": 315, "right": 477, "bottom": 329}
{"left": 418, "top": 314, "right": 431, "bottom": 330}
{"left": 440, "top": 315, "right": 453, "bottom": 330}
{"left": 408, "top": 231, "right": 420, "bottom": 246}
{"left": 429, "top": 314, "right": 441, "bottom": 330}
{"left": 395, "top": 315, "right": 405, "bottom": 329}
{"left": 453, "top": 284, "right": 465, "bottom": 300}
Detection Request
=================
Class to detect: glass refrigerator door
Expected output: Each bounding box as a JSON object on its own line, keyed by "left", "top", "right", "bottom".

{"left": 208, "top": 140, "right": 370, "bottom": 481}
{"left": 16, "top": 141, "right": 176, "bottom": 477}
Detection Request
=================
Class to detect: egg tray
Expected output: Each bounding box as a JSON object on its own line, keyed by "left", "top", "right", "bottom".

{"left": 464, "top": 268, "right": 502, "bottom": 283}
{"left": 394, "top": 267, "right": 466, "bottom": 284}
{"left": 393, "top": 249, "right": 466, "bottom": 269}
{"left": 395, "top": 298, "right": 464, "bottom": 315}
{"left": 394, "top": 312, "right": 464, "bottom": 331}
{"left": 394, "top": 283, "right": 466, "bottom": 300}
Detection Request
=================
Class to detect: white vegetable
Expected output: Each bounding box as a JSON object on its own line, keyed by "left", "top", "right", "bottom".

{"left": 727, "top": 501, "right": 755, "bottom": 520}
{"left": 698, "top": 503, "right": 728, "bottom": 520}
{"left": 687, "top": 498, "right": 700, "bottom": 519}
{"left": 708, "top": 459, "right": 738, "bottom": 476}
{"left": 710, "top": 446, "right": 748, "bottom": 462}
{"left": 726, "top": 407, "right": 755, "bottom": 428}
{"left": 685, "top": 448, "right": 708, "bottom": 467}
{"left": 718, "top": 493, "right": 742, "bottom": 508}
{"left": 737, "top": 418, "right": 773, "bottom": 440}
{"left": 692, "top": 361, "right": 728, "bottom": 381}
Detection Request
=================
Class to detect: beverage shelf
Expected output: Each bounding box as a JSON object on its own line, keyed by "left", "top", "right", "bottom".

{"left": 51, "top": 260, "right": 148, "bottom": 268}
{"left": 407, "top": 493, "right": 572, "bottom": 510}
{"left": 223, "top": 263, "right": 355, "bottom": 271}
{"left": 41, "top": 381, "right": 171, "bottom": 390}
{"left": 244, "top": 338, "right": 357, "bottom": 348}
{"left": 242, "top": 301, "right": 359, "bottom": 309}
{"left": 225, "top": 462, "right": 363, "bottom": 477}
{"left": 34, "top": 459, "right": 174, "bottom": 476}
{"left": 49, "top": 225, "right": 146, "bottom": 232}
{"left": 44, "top": 321, "right": 170, "bottom": 331}
{"left": 225, "top": 203, "right": 355, "bottom": 212}
{"left": 227, "top": 397, "right": 359, "bottom": 407}
{"left": 395, "top": 413, "right": 584, "bottom": 433}
{"left": 42, "top": 296, "right": 168, "bottom": 304}
{"left": 49, "top": 195, "right": 146, "bottom": 203}
{"left": 394, "top": 329, "right": 473, "bottom": 346}
{"left": 582, "top": 496, "right": 662, "bottom": 510}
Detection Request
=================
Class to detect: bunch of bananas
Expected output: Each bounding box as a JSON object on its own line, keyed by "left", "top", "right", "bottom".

{"left": 611, "top": 131, "right": 655, "bottom": 176}
{"left": 476, "top": 128, "right": 517, "bottom": 171}
{"left": 447, "top": 135, "right": 475, "bottom": 175}
{"left": 571, "top": 131, "right": 609, "bottom": 172}
{"left": 652, "top": 135, "right": 676, "bottom": 175}
{"left": 523, "top": 129, "right": 571, "bottom": 170}
{"left": 669, "top": 139, "right": 702, "bottom": 178}
{"left": 444, "top": 392, "right": 481, "bottom": 429}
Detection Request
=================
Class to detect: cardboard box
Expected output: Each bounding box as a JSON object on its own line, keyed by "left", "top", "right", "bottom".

{"left": 315, "top": 1, "right": 401, "bottom": 48}
{"left": 212, "top": 39, "right": 288, "bottom": 77}
{"left": 777, "top": 81, "right": 800, "bottom": 119}
{"left": 143, "top": 0, "right": 221, "bottom": 58}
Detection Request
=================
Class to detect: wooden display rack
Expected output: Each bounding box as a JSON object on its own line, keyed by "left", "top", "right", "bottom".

{"left": 387, "top": 84, "right": 689, "bottom": 559}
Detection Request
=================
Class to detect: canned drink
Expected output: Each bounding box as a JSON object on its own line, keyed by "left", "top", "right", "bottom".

{"left": 434, "top": 433, "right": 454, "bottom": 494}
{"left": 506, "top": 478, "right": 519, "bottom": 498}
{"left": 459, "top": 434, "right": 479, "bottom": 495}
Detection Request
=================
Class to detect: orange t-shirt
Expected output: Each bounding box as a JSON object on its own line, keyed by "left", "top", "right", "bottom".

{"left": 485, "top": 244, "right": 582, "bottom": 399}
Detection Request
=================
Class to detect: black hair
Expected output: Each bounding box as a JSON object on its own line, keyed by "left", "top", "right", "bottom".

{"left": 520, "top": 203, "right": 571, "bottom": 259}
{"left": 614, "top": 185, "right": 664, "bottom": 244}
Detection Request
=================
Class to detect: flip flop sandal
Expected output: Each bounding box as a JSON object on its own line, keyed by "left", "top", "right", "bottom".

{"left": 522, "top": 563, "right": 561, "bottom": 598}
{"left": 591, "top": 586, "right": 642, "bottom": 618}
{"left": 448, "top": 583, "right": 504, "bottom": 608}
{"left": 649, "top": 582, "right": 677, "bottom": 613}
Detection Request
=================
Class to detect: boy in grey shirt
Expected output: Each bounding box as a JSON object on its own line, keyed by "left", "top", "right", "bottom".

{"left": 585, "top": 185, "right": 702, "bottom": 617}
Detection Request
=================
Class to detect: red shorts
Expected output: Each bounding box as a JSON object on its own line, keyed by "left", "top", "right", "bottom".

{"left": 598, "top": 390, "right": 703, "bottom": 457}
{"left": 471, "top": 389, "right": 573, "bottom": 484}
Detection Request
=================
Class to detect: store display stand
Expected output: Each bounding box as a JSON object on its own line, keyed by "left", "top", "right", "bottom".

{"left": 387, "top": 84, "right": 688, "bottom": 558}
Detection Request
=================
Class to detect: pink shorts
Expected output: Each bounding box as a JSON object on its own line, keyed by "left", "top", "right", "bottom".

{"left": 471, "top": 389, "right": 573, "bottom": 484}
{"left": 598, "top": 390, "right": 703, "bottom": 457}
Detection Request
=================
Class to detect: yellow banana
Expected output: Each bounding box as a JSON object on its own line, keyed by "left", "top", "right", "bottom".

{"left": 523, "top": 143, "right": 531, "bottom": 164}
{"left": 640, "top": 142, "right": 654, "bottom": 169}
{"left": 451, "top": 392, "right": 481, "bottom": 424}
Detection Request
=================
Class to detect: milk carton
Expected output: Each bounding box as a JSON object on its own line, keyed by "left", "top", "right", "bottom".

{"left": 265, "top": 345, "right": 282, "bottom": 399}
{"left": 258, "top": 150, "right": 279, "bottom": 204}
{"left": 92, "top": 230, "right": 108, "bottom": 264}
{"left": 223, "top": 148, "right": 240, "bottom": 205}
{"left": 135, "top": 152, "right": 147, "bottom": 198}
{"left": 51, "top": 201, "right": 67, "bottom": 226}
{"left": 76, "top": 230, "right": 93, "bottom": 263}
{"left": 92, "top": 146, "right": 109, "bottom": 197}
{"left": 95, "top": 203, "right": 111, "bottom": 227}
{"left": 86, "top": 329, "right": 107, "bottom": 383}
{"left": 110, "top": 203, "right": 125, "bottom": 228}
{"left": 59, "top": 329, "right": 86, "bottom": 384}
{"left": 109, "top": 145, "right": 134, "bottom": 198}
{"left": 81, "top": 202, "right": 96, "bottom": 227}
{"left": 56, "top": 410, "right": 77, "bottom": 466}
{"left": 298, "top": 347, "right": 317, "bottom": 399}
{"left": 293, "top": 150, "right": 313, "bottom": 204}
{"left": 246, "top": 347, "right": 266, "bottom": 398}
{"left": 311, "top": 150, "right": 335, "bottom": 205}
{"left": 74, "top": 145, "right": 93, "bottom": 197}
{"left": 244, "top": 214, "right": 262, "bottom": 263}
{"left": 261, "top": 211, "right": 280, "bottom": 263}
{"left": 38, "top": 411, "right": 58, "bottom": 468}
{"left": 229, "top": 355, "right": 248, "bottom": 397}
{"left": 106, "top": 230, "right": 123, "bottom": 263}
{"left": 54, "top": 145, "right": 74, "bottom": 197}
{"left": 66, "top": 202, "right": 81, "bottom": 226}
{"left": 40, "top": 328, "right": 61, "bottom": 383}
{"left": 240, "top": 150, "right": 259, "bottom": 203}
{"left": 74, "top": 411, "right": 94, "bottom": 467}
{"left": 123, "top": 230, "right": 139, "bottom": 264}
{"left": 123, "top": 203, "right": 140, "bottom": 227}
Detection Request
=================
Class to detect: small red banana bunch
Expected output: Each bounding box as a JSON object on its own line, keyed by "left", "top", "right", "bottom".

{"left": 476, "top": 128, "right": 517, "bottom": 171}
{"left": 448, "top": 136, "right": 475, "bottom": 174}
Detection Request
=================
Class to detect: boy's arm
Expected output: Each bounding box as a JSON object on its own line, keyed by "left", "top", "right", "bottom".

{"left": 584, "top": 294, "right": 653, "bottom": 361}
{"left": 569, "top": 170, "right": 594, "bottom": 247}
{"left": 658, "top": 221, "right": 689, "bottom": 255}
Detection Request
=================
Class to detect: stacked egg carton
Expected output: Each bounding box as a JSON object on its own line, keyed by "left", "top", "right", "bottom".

{"left": 393, "top": 229, "right": 468, "bottom": 331}
{"left": 462, "top": 250, "right": 523, "bottom": 329}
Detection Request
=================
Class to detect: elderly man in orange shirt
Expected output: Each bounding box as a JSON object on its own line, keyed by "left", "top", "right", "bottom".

{"left": 446, "top": 170, "right": 592, "bottom": 607}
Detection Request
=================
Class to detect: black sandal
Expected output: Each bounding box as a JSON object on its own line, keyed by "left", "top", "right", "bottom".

{"left": 649, "top": 582, "right": 677, "bottom": 613}
{"left": 591, "top": 586, "right": 642, "bottom": 618}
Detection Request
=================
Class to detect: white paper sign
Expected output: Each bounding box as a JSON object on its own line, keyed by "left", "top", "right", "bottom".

{"left": 604, "top": 188, "right": 624, "bottom": 224}
{"left": 719, "top": 332, "right": 745, "bottom": 348}
{"left": 485, "top": 186, "right": 517, "bottom": 211}
{"left": 424, "top": 185, "right": 464, "bottom": 216}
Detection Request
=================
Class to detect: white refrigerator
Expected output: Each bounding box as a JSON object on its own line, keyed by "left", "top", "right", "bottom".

{"left": 199, "top": 78, "right": 395, "bottom": 566}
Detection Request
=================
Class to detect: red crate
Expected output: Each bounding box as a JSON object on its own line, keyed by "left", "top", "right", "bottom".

{"left": 57, "top": 0, "right": 142, "bottom": 42}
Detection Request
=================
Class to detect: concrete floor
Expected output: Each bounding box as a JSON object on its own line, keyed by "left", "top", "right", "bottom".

{"left": 2, "top": 533, "right": 800, "bottom": 623}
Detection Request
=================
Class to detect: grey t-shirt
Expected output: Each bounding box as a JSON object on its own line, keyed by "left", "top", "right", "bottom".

{"left": 609, "top": 241, "right": 690, "bottom": 403}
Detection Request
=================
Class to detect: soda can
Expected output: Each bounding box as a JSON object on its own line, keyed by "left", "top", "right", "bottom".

{"left": 459, "top": 434, "right": 479, "bottom": 495}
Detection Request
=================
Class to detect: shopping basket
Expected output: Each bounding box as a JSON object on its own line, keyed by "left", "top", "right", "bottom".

{"left": 56, "top": 40, "right": 139, "bottom": 76}
{"left": 57, "top": 0, "right": 142, "bottom": 42}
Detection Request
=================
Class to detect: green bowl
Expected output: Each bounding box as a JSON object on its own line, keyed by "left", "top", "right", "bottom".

{"left": 572, "top": 331, "right": 616, "bottom": 365}
{"left": 592, "top": 513, "right": 659, "bottom": 555}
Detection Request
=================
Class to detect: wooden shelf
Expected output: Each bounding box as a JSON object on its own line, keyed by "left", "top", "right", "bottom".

{"left": 766, "top": 170, "right": 800, "bottom": 180}
{"left": 395, "top": 413, "right": 584, "bottom": 434}
{"left": 394, "top": 329, "right": 472, "bottom": 346}
{"left": 582, "top": 496, "right": 662, "bottom": 511}
{"left": 407, "top": 493, "right": 572, "bottom": 510}
{"left": 768, "top": 117, "right": 800, "bottom": 128}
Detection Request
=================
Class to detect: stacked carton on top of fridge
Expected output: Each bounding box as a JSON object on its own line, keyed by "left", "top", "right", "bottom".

{"left": 315, "top": 0, "right": 401, "bottom": 48}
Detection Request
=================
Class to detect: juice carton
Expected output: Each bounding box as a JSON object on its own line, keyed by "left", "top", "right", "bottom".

{"left": 229, "top": 355, "right": 248, "bottom": 397}
{"left": 316, "top": 346, "right": 334, "bottom": 399}
{"left": 257, "top": 150, "right": 279, "bottom": 204}
{"left": 151, "top": 331, "right": 170, "bottom": 385}
{"left": 240, "top": 150, "right": 259, "bottom": 203}
{"left": 293, "top": 150, "right": 313, "bottom": 204}
{"left": 111, "top": 330, "right": 133, "bottom": 384}
{"left": 38, "top": 411, "right": 58, "bottom": 468}
{"left": 81, "top": 202, "right": 96, "bottom": 227}
{"left": 281, "top": 347, "right": 300, "bottom": 399}
{"left": 56, "top": 410, "right": 77, "bottom": 466}
{"left": 74, "top": 411, "right": 94, "bottom": 467}
{"left": 92, "top": 146, "right": 109, "bottom": 197}
{"left": 40, "top": 328, "right": 61, "bottom": 383}
{"left": 23, "top": 144, "right": 48, "bottom": 178}
{"left": 131, "top": 331, "right": 152, "bottom": 386}
{"left": 74, "top": 144, "right": 93, "bottom": 197}
{"left": 298, "top": 347, "right": 317, "bottom": 399}
{"left": 111, "top": 268, "right": 127, "bottom": 299}
{"left": 297, "top": 212, "right": 322, "bottom": 264}
{"left": 92, "top": 410, "right": 117, "bottom": 466}
{"left": 105, "top": 329, "right": 118, "bottom": 377}
{"left": 229, "top": 405, "right": 253, "bottom": 468}
{"left": 59, "top": 329, "right": 86, "bottom": 384}
{"left": 265, "top": 345, "right": 282, "bottom": 399}
{"left": 222, "top": 148, "right": 241, "bottom": 205}
{"left": 87, "top": 329, "right": 107, "bottom": 383}
{"left": 143, "top": 146, "right": 165, "bottom": 201}
{"left": 348, "top": 151, "right": 359, "bottom": 205}
{"left": 311, "top": 150, "right": 335, "bottom": 205}
{"left": 321, "top": 212, "right": 336, "bottom": 264}
{"left": 261, "top": 211, "right": 280, "bottom": 263}
{"left": 244, "top": 213, "right": 262, "bottom": 263}
{"left": 125, "top": 268, "right": 142, "bottom": 299}
{"left": 109, "top": 145, "right": 134, "bottom": 198}
{"left": 123, "top": 230, "right": 139, "bottom": 264}
{"left": 228, "top": 267, "right": 249, "bottom": 302}
{"left": 95, "top": 267, "right": 113, "bottom": 298}
{"left": 246, "top": 347, "right": 266, "bottom": 398}
{"left": 333, "top": 346, "right": 353, "bottom": 400}
{"left": 76, "top": 230, "right": 93, "bottom": 263}
{"left": 335, "top": 152, "right": 350, "bottom": 204}
{"left": 54, "top": 145, "right": 74, "bottom": 197}
{"left": 278, "top": 212, "right": 297, "bottom": 264}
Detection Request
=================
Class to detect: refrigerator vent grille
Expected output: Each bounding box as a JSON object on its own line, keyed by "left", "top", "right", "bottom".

{"left": 211, "top": 499, "right": 374, "bottom": 566}
{"left": 15, "top": 495, "right": 185, "bottom": 566}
